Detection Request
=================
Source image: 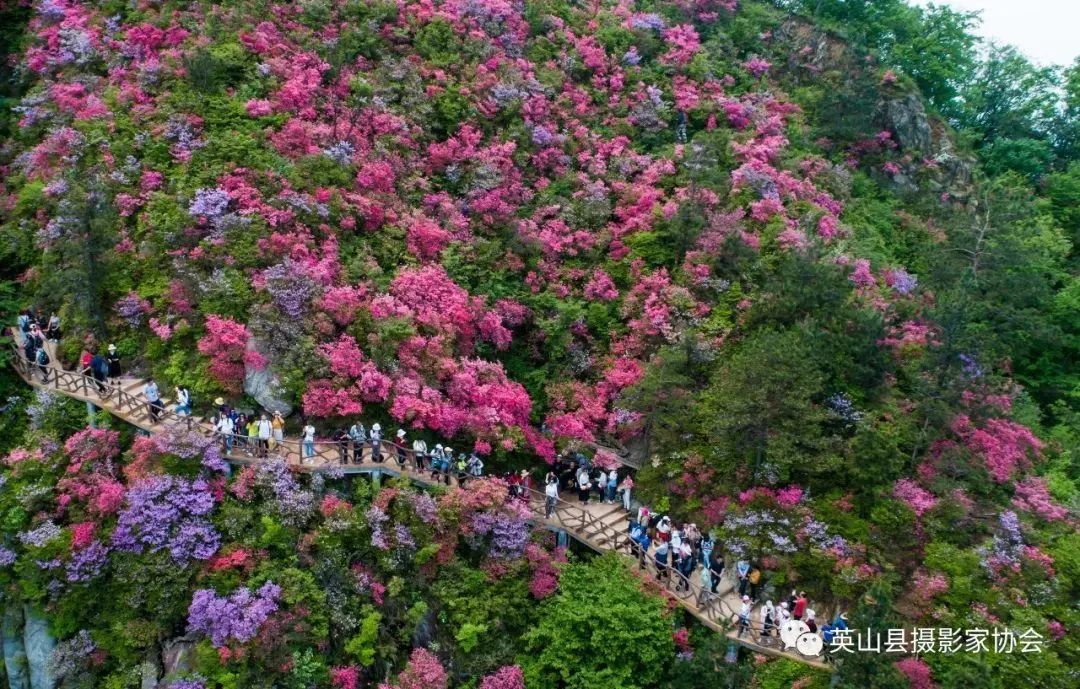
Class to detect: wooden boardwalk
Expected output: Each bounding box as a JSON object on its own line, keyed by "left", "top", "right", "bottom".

{"left": 6, "top": 333, "right": 829, "bottom": 670}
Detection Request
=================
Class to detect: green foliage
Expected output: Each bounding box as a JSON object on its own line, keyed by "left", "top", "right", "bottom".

{"left": 521, "top": 554, "right": 674, "bottom": 689}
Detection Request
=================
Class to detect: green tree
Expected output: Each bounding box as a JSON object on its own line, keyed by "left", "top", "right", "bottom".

{"left": 521, "top": 554, "right": 674, "bottom": 689}
{"left": 834, "top": 582, "right": 906, "bottom": 689}
{"left": 696, "top": 328, "right": 832, "bottom": 485}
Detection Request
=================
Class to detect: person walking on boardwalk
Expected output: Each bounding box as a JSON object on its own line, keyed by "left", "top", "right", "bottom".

{"left": 544, "top": 475, "right": 559, "bottom": 519}
{"left": 759, "top": 600, "right": 776, "bottom": 646}
{"left": 576, "top": 468, "right": 591, "bottom": 503}
{"left": 393, "top": 429, "right": 408, "bottom": 465}
{"left": 411, "top": 435, "right": 427, "bottom": 471}
{"left": 369, "top": 423, "right": 383, "bottom": 462}
{"left": 90, "top": 351, "right": 108, "bottom": 394}
{"left": 34, "top": 344, "right": 51, "bottom": 383}
{"left": 708, "top": 547, "right": 725, "bottom": 594}
{"left": 174, "top": 386, "right": 191, "bottom": 416}
{"left": 736, "top": 559, "right": 751, "bottom": 597}
{"left": 143, "top": 380, "right": 163, "bottom": 423}
{"left": 106, "top": 344, "right": 122, "bottom": 385}
{"left": 302, "top": 421, "right": 316, "bottom": 461}
{"left": 271, "top": 411, "right": 285, "bottom": 451}
{"left": 737, "top": 595, "right": 752, "bottom": 637}
{"left": 215, "top": 413, "right": 235, "bottom": 453}
{"left": 257, "top": 414, "right": 273, "bottom": 458}
{"left": 348, "top": 421, "right": 367, "bottom": 464}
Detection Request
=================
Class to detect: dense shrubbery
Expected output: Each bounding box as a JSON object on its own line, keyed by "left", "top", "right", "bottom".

{"left": 0, "top": 0, "right": 1078, "bottom": 687}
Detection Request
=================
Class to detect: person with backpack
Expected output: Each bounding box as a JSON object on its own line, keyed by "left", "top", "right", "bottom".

{"left": 467, "top": 453, "right": 484, "bottom": 477}
{"left": 35, "top": 346, "right": 51, "bottom": 383}
{"left": 17, "top": 309, "right": 31, "bottom": 336}
{"left": 144, "top": 380, "right": 163, "bottom": 423}
{"left": 348, "top": 422, "right": 367, "bottom": 464}
{"left": 429, "top": 444, "right": 445, "bottom": 481}
{"left": 106, "top": 344, "right": 122, "bottom": 385}
{"left": 22, "top": 331, "right": 38, "bottom": 368}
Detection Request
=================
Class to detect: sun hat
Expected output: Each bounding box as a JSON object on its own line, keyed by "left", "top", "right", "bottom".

{"left": 396, "top": 429, "right": 406, "bottom": 438}
{"left": 372, "top": 423, "right": 381, "bottom": 431}
{"left": 108, "top": 344, "right": 117, "bottom": 351}
{"left": 214, "top": 397, "right": 225, "bottom": 406}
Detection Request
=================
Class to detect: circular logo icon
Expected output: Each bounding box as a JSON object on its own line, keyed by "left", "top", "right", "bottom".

{"left": 780, "top": 620, "right": 809, "bottom": 649}
{"left": 796, "top": 631, "right": 824, "bottom": 657}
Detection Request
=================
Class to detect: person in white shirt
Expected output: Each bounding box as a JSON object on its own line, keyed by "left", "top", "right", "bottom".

{"left": 411, "top": 437, "right": 428, "bottom": 471}
{"left": 174, "top": 386, "right": 191, "bottom": 416}
{"left": 302, "top": 422, "right": 316, "bottom": 460}
{"left": 737, "top": 595, "right": 752, "bottom": 637}
{"left": 349, "top": 422, "right": 367, "bottom": 464}
{"left": 760, "top": 600, "right": 776, "bottom": 645}
{"left": 544, "top": 477, "right": 559, "bottom": 518}
{"left": 606, "top": 469, "right": 618, "bottom": 503}
{"left": 215, "top": 414, "right": 235, "bottom": 453}
{"left": 369, "top": 423, "right": 382, "bottom": 462}
{"left": 257, "top": 414, "right": 273, "bottom": 458}
{"left": 144, "top": 381, "right": 162, "bottom": 423}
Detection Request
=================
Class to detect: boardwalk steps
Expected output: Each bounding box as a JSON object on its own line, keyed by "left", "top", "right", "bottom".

{"left": 6, "top": 332, "right": 829, "bottom": 671}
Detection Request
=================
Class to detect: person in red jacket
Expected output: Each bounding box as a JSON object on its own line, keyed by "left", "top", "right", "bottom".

{"left": 793, "top": 591, "right": 808, "bottom": 620}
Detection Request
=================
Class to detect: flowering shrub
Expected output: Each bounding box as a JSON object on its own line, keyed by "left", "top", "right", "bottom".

{"left": 197, "top": 316, "right": 266, "bottom": 394}
{"left": 111, "top": 476, "right": 220, "bottom": 563}
{"left": 187, "top": 581, "right": 281, "bottom": 647}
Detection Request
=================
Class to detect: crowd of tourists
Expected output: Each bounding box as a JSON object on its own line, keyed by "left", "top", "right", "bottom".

{"left": 17, "top": 310, "right": 848, "bottom": 660}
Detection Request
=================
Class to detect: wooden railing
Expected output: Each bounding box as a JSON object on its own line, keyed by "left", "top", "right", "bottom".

{"left": 6, "top": 328, "right": 827, "bottom": 667}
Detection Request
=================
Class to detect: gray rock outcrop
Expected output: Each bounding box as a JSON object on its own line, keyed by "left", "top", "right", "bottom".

{"left": 244, "top": 338, "right": 293, "bottom": 416}
{"left": 22, "top": 606, "right": 54, "bottom": 689}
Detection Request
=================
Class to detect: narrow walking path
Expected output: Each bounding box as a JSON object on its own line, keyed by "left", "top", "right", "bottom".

{"left": 6, "top": 332, "right": 829, "bottom": 670}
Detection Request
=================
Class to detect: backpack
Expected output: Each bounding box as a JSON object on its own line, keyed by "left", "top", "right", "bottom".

{"left": 36, "top": 348, "right": 50, "bottom": 366}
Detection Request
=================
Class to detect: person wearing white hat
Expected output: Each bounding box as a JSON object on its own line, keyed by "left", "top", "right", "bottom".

{"left": 394, "top": 428, "right": 408, "bottom": 465}
{"left": 369, "top": 423, "right": 382, "bottom": 462}
{"left": 805, "top": 609, "right": 818, "bottom": 634}
{"left": 106, "top": 344, "right": 122, "bottom": 385}
{"left": 760, "top": 600, "right": 776, "bottom": 645}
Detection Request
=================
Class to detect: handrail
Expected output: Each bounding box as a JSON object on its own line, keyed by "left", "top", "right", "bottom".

{"left": 5, "top": 327, "right": 826, "bottom": 665}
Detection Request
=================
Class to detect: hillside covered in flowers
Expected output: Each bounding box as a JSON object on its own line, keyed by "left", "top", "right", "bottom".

{"left": 0, "top": 0, "right": 1078, "bottom": 688}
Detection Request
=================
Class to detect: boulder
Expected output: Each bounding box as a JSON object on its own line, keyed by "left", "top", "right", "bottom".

{"left": 244, "top": 338, "right": 292, "bottom": 416}
{"left": 160, "top": 633, "right": 200, "bottom": 678}
{"left": 22, "top": 606, "right": 54, "bottom": 689}
{"left": 879, "top": 93, "right": 933, "bottom": 157}
{"left": 3, "top": 603, "right": 29, "bottom": 689}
